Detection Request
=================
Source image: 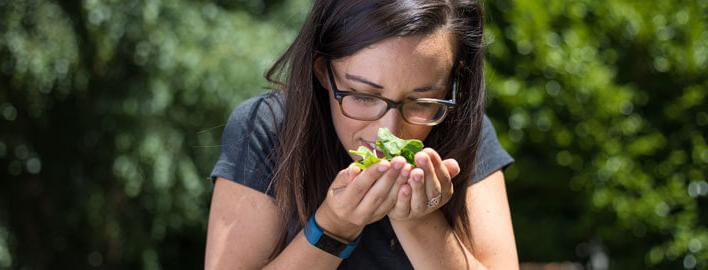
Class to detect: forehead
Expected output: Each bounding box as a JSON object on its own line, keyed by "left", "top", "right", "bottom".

{"left": 334, "top": 28, "right": 456, "bottom": 89}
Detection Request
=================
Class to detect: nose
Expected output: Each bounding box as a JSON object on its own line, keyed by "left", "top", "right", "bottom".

{"left": 376, "top": 108, "right": 404, "bottom": 136}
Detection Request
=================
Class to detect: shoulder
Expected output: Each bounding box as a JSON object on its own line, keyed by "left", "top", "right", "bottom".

{"left": 225, "top": 91, "right": 284, "bottom": 133}
{"left": 479, "top": 115, "right": 497, "bottom": 139}
{"left": 231, "top": 90, "right": 284, "bottom": 116}
{"left": 471, "top": 114, "right": 514, "bottom": 184}
{"left": 221, "top": 91, "right": 285, "bottom": 148}
{"left": 209, "top": 91, "right": 284, "bottom": 197}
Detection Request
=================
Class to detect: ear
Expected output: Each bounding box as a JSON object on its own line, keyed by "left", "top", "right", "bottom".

{"left": 313, "top": 56, "right": 330, "bottom": 91}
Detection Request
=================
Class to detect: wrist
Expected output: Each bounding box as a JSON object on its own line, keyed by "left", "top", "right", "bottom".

{"left": 389, "top": 210, "right": 440, "bottom": 231}
{"left": 315, "top": 207, "right": 363, "bottom": 242}
{"left": 304, "top": 214, "right": 362, "bottom": 259}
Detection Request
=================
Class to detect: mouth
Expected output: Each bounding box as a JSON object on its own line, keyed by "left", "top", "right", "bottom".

{"left": 361, "top": 140, "right": 385, "bottom": 158}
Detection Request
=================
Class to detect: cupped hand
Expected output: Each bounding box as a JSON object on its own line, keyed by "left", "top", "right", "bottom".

{"left": 387, "top": 148, "right": 460, "bottom": 222}
{"left": 315, "top": 156, "right": 412, "bottom": 241}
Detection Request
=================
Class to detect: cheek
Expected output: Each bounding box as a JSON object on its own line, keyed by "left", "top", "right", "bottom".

{"left": 328, "top": 94, "right": 366, "bottom": 152}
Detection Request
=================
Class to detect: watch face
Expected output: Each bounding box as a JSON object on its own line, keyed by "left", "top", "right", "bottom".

{"left": 315, "top": 234, "right": 347, "bottom": 255}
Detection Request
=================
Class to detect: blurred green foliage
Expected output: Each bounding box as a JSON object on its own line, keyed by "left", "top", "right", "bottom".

{"left": 0, "top": 0, "right": 705, "bottom": 269}
{"left": 483, "top": 1, "right": 707, "bottom": 269}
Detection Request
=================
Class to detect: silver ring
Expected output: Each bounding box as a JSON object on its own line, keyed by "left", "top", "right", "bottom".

{"left": 426, "top": 193, "right": 442, "bottom": 208}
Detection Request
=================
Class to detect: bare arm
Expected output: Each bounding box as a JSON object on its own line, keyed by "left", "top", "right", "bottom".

{"left": 390, "top": 170, "right": 519, "bottom": 269}
{"left": 205, "top": 178, "right": 343, "bottom": 270}
{"left": 206, "top": 158, "right": 409, "bottom": 269}
{"left": 464, "top": 170, "right": 518, "bottom": 268}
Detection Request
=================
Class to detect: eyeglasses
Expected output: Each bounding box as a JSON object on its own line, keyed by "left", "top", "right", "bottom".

{"left": 326, "top": 60, "right": 457, "bottom": 126}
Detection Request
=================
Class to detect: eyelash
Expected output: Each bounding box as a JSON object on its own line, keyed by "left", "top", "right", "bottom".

{"left": 349, "top": 88, "right": 381, "bottom": 96}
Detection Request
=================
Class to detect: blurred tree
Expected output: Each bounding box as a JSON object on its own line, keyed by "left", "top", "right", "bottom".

{"left": 0, "top": 0, "right": 308, "bottom": 268}
{"left": 0, "top": 0, "right": 705, "bottom": 269}
{"left": 483, "top": 0, "right": 707, "bottom": 269}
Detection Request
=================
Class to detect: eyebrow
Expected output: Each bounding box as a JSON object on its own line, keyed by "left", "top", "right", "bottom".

{"left": 344, "top": 73, "right": 441, "bottom": 93}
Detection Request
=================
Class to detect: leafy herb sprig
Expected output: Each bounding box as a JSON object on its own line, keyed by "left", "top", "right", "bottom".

{"left": 349, "top": 128, "right": 424, "bottom": 170}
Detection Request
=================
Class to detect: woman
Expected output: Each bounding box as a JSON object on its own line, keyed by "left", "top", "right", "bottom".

{"left": 205, "top": 0, "right": 518, "bottom": 269}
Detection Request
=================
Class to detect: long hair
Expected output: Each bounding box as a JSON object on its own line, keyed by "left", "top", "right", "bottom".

{"left": 264, "top": 0, "right": 485, "bottom": 258}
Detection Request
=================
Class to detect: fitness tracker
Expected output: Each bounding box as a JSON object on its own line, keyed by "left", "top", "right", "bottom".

{"left": 304, "top": 214, "right": 362, "bottom": 259}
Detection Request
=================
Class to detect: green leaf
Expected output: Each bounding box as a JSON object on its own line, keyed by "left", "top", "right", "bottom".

{"left": 350, "top": 128, "right": 424, "bottom": 169}
{"left": 348, "top": 146, "right": 381, "bottom": 169}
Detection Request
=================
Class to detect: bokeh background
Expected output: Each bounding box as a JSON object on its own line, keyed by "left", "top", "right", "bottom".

{"left": 0, "top": 0, "right": 706, "bottom": 269}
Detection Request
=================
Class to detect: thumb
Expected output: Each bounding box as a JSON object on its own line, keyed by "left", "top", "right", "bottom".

{"left": 442, "top": 159, "right": 461, "bottom": 179}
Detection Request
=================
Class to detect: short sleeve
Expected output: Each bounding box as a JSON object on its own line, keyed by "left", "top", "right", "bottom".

{"left": 470, "top": 115, "right": 514, "bottom": 184}
{"left": 209, "top": 93, "right": 283, "bottom": 198}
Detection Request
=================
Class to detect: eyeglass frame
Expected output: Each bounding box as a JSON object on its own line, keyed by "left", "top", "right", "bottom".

{"left": 325, "top": 59, "right": 458, "bottom": 126}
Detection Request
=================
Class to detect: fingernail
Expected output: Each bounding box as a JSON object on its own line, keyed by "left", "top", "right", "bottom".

{"left": 401, "top": 168, "right": 410, "bottom": 177}
{"left": 393, "top": 161, "right": 402, "bottom": 170}
{"left": 417, "top": 157, "right": 427, "bottom": 166}
{"left": 414, "top": 175, "right": 422, "bottom": 183}
{"left": 378, "top": 164, "right": 389, "bottom": 172}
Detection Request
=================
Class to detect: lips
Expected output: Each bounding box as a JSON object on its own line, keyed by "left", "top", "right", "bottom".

{"left": 361, "top": 140, "right": 385, "bottom": 158}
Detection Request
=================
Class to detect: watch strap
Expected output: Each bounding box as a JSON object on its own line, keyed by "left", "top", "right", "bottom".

{"left": 304, "top": 214, "right": 361, "bottom": 259}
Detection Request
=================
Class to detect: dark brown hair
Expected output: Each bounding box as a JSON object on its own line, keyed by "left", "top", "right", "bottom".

{"left": 265, "top": 0, "right": 485, "bottom": 258}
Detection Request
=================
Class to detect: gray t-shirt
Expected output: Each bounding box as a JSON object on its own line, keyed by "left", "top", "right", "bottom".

{"left": 209, "top": 91, "right": 514, "bottom": 269}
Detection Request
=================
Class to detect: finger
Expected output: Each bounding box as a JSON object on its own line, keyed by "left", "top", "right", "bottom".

{"left": 341, "top": 160, "right": 390, "bottom": 206}
{"left": 390, "top": 183, "right": 412, "bottom": 218}
{"left": 424, "top": 148, "right": 451, "bottom": 181}
{"left": 373, "top": 159, "right": 411, "bottom": 218}
{"left": 424, "top": 149, "right": 453, "bottom": 203}
{"left": 442, "top": 159, "right": 461, "bottom": 178}
{"left": 409, "top": 168, "right": 427, "bottom": 215}
{"left": 415, "top": 150, "right": 442, "bottom": 200}
{"left": 357, "top": 157, "right": 405, "bottom": 217}
{"left": 399, "top": 163, "right": 413, "bottom": 184}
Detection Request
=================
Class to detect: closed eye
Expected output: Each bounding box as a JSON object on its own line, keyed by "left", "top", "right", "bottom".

{"left": 351, "top": 95, "right": 377, "bottom": 103}
{"left": 349, "top": 88, "right": 382, "bottom": 97}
